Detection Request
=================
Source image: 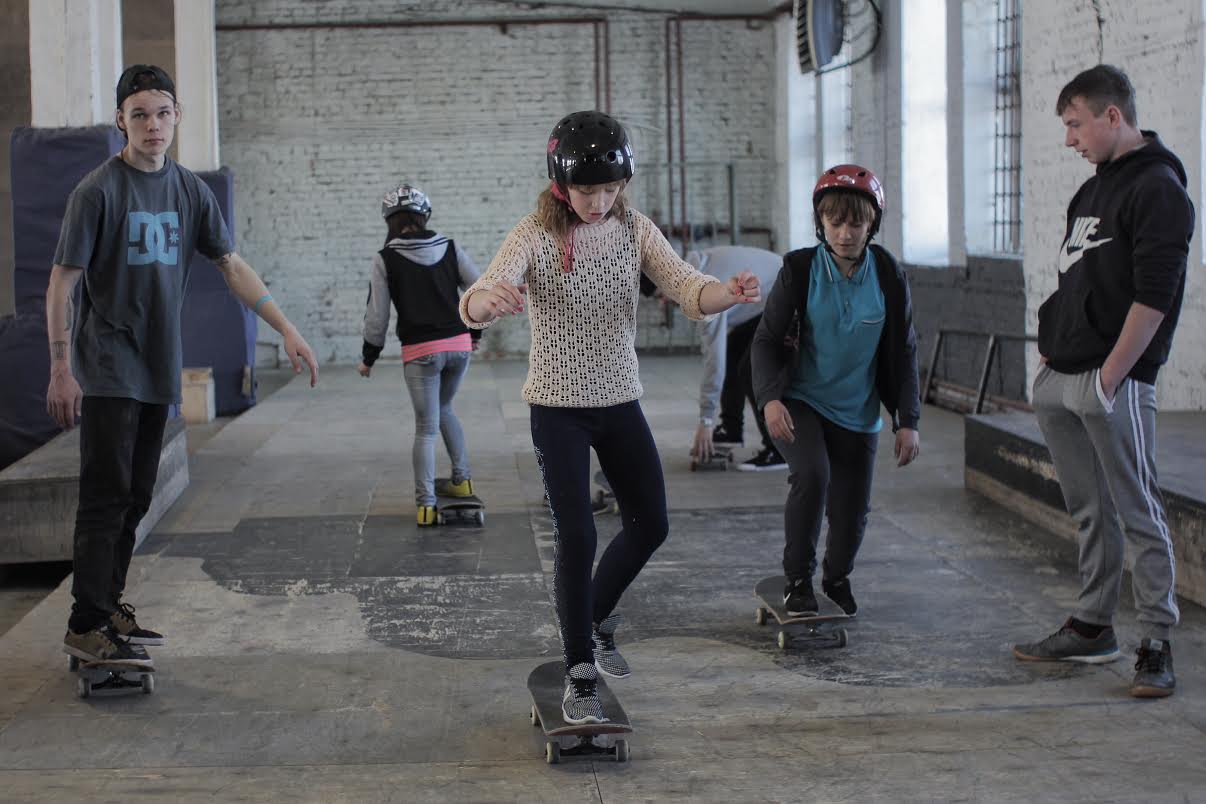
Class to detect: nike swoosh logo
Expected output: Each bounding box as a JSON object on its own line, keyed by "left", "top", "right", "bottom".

{"left": 1059, "top": 237, "right": 1113, "bottom": 274}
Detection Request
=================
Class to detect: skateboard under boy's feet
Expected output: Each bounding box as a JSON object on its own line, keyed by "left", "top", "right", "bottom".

{"left": 592, "top": 470, "right": 619, "bottom": 515}
{"left": 754, "top": 575, "right": 851, "bottom": 650}
{"left": 526, "top": 660, "right": 632, "bottom": 764}
{"left": 67, "top": 650, "right": 156, "bottom": 698}
{"left": 434, "top": 478, "right": 485, "bottom": 526}
{"left": 689, "top": 444, "right": 735, "bottom": 471}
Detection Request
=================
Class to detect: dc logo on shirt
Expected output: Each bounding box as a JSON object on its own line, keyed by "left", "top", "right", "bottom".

{"left": 127, "top": 211, "right": 180, "bottom": 266}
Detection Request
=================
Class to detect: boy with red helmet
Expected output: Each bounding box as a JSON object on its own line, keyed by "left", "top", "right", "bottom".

{"left": 751, "top": 164, "right": 921, "bottom": 619}
{"left": 461, "top": 110, "right": 760, "bottom": 724}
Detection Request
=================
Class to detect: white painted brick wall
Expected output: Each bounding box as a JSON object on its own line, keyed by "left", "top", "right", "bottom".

{"left": 1022, "top": 0, "right": 1206, "bottom": 410}
{"left": 215, "top": 0, "right": 779, "bottom": 361}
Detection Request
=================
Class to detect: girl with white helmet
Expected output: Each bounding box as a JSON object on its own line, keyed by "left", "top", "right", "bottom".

{"left": 359, "top": 183, "right": 481, "bottom": 526}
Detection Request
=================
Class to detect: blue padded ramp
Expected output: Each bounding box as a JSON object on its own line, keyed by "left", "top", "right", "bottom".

{"left": 180, "top": 167, "right": 258, "bottom": 415}
{"left": 10, "top": 126, "right": 125, "bottom": 312}
{"left": 0, "top": 310, "right": 61, "bottom": 471}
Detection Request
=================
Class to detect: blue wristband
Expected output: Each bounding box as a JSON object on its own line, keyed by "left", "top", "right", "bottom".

{"left": 253, "top": 294, "right": 273, "bottom": 313}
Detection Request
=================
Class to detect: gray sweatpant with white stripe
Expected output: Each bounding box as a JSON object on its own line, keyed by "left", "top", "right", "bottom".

{"left": 1033, "top": 365, "right": 1179, "bottom": 640}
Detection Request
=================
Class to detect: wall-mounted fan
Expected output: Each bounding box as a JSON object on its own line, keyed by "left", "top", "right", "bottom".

{"left": 795, "top": 0, "right": 882, "bottom": 75}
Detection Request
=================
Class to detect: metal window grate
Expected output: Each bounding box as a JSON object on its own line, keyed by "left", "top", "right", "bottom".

{"left": 992, "top": 0, "right": 1022, "bottom": 254}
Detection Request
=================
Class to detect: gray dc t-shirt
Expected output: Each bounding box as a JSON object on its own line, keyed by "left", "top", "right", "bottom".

{"left": 53, "top": 156, "right": 234, "bottom": 404}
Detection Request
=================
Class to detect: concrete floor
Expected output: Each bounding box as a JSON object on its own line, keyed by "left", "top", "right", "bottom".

{"left": 1, "top": 356, "right": 1203, "bottom": 803}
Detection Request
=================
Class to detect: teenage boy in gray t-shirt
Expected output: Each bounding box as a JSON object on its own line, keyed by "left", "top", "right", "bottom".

{"left": 46, "top": 65, "right": 320, "bottom": 667}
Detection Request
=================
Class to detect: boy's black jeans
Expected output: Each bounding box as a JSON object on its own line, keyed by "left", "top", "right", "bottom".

{"left": 68, "top": 396, "right": 168, "bottom": 634}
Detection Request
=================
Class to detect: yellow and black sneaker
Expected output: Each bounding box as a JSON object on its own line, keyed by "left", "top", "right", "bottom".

{"left": 417, "top": 505, "right": 438, "bottom": 527}
{"left": 435, "top": 477, "right": 475, "bottom": 498}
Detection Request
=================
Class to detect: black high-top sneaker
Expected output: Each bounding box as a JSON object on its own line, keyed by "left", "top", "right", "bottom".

{"left": 562, "top": 662, "right": 606, "bottom": 724}
{"left": 1131, "top": 638, "right": 1175, "bottom": 698}
{"left": 593, "top": 614, "right": 631, "bottom": 679}
{"left": 821, "top": 577, "right": 858, "bottom": 617}
{"left": 711, "top": 424, "right": 744, "bottom": 446}
{"left": 783, "top": 577, "right": 818, "bottom": 617}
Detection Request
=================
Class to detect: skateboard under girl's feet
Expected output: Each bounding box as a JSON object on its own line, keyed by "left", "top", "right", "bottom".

{"left": 67, "top": 650, "right": 155, "bottom": 698}
{"left": 526, "top": 660, "right": 632, "bottom": 764}
{"left": 434, "top": 477, "right": 485, "bottom": 526}
{"left": 754, "top": 575, "right": 851, "bottom": 650}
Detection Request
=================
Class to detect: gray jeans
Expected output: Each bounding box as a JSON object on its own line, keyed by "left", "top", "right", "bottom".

{"left": 1033, "top": 365, "right": 1178, "bottom": 640}
{"left": 403, "top": 350, "right": 471, "bottom": 506}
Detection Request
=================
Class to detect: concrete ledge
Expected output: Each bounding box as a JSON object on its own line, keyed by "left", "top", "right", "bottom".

{"left": 0, "top": 417, "right": 188, "bottom": 564}
{"left": 965, "top": 412, "right": 1206, "bottom": 607}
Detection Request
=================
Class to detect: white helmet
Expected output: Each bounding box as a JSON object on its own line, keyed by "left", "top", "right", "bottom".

{"left": 381, "top": 183, "right": 431, "bottom": 219}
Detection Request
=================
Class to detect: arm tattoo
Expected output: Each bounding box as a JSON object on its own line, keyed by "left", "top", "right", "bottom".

{"left": 63, "top": 297, "right": 74, "bottom": 330}
{"left": 51, "top": 341, "right": 68, "bottom": 360}
{"left": 215, "top": 253, "right": 234, "bottom": 269}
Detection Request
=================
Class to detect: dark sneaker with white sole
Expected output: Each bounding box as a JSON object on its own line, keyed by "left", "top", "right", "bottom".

{"left": 1131, "top": 638, "right": 1175, "bottom": 698}
{"left": 562, "top": 662, "right": 606, "bottom": 725}
{"left": 110, "top": 602, "right": 164, "bottom": 646}
{"left": 711, "top": 424, "right": 744, "bottom": 446}
{"left": 783, "top": 577, "right": 818, "bottom": 617}
{"left": 737, "top": 447, "right": 787, "bottom": 472}
{"left": 1012, "top": 619, "right": 1121, "bottom": 663}
{"left": 821, "top": 577, "right": 858, "bottom": 617}
{"left": 593, "top": 613, "right": 630, "bottom": 679}
{"left": 63, "top": 625, "right": 154, "bottom": 667}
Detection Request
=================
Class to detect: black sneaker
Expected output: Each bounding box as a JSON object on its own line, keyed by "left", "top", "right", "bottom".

{"left": 1131, "top": 638, "right": 1175, "bottom": 698}
{"left": 63, "top": 625, "right": 154, "bottom": 667}
{"left": 592, "top": 614, "right": 631, "bottom": 679}
{"left": 712, "top": 424, "right": 744, "bottom": 446}
{"left": 783, "top": 577, "right": 818, "bottom": 617}
{"left": 110, "top": 602, "right": 165, "bottom": 646}
{"left": 562, "top": 662, "right": 607, "bottom": 724}
{"left": 737, "top": 447, "right": 787, "bottom": 472}
{"left": 1012, "top": 618, "right": 1121, "bottom": 663}
{"left": 821, "top": 577, "right": 858, "bottom": 617}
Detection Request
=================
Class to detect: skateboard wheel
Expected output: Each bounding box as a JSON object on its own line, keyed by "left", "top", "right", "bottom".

{"left": 755, "top": 607, "right": 767, "bottom": 626}
{"left": 835, "top": 629, "right": 848, "bottom": 648}
{"left": 475, "top": 510, "right": 485, "bottom": 526}
{"left": 689, "top": 460, "right": 697, "bottom": 472}
{"left": 77, "top": 677, "right": 90, "bottom": 698}
{"left": 545, "top": 740, "right": 560, "bottom": 764}
{"left": 142, "top": 673, "right": 155, "bottom": 694}
{"left": 436, "top": 512, "right": 446, "bottom": 526}
{"left": 68, "top": 656, "right": 79, "bottom": 672}
{"left": 614, "top": 738, "right": 630, "bottom": 763}
{"left": 530, "top": 705, "right": 539, "bottom": 727}
{"left": 777, "top": 631, "right": 788, "bottom": 650}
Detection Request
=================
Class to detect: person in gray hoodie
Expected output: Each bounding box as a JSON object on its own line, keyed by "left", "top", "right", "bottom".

{"left": 358, "top": 183, "right": 481, "bottom": 526}
{"left": 1012, "top": 65, "right": 1193, "bottom": 699}
{"left": 687, "top": 246, "right": 786, "bottom": 471}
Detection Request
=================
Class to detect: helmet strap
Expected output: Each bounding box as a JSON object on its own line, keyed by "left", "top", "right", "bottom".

{"left": 550, "top": 182, "right": 571, "bottom": 204}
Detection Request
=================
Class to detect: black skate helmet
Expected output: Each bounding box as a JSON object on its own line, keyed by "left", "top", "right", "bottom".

{"left": 546, "top": 111, "right": 635, "bottom": 189}
{"left": 381, "top": 183, "right": 432, "bottom": 220}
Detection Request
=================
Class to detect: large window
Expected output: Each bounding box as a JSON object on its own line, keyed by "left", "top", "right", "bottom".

{"left": 819, "top": 43, "right": 853, "bottom": 171}
{"left": 902, "top": 0, "right": 949, "bottom": 264}
{"left": 991, "top": 0, "right": 1022, "bottom": 254}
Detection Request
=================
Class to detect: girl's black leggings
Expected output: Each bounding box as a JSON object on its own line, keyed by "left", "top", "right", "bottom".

{"left": 531, "top": 401, "right": 669, "bottom": 669}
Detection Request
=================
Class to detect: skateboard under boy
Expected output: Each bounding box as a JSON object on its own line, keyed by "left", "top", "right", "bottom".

{"left": 435, "top": 477, "right": 485, "bottom": 526}
{"left": 689, "top": 444, "right": 735, "bottom": 471}
{"left": 526, "top": 660, "right": 632, "bottom": 764}
{"left": 67, "top": 650, "right": 155, "bottom": 698}
{"left": 754, "top": 575, "right": 851, "bottom": 650}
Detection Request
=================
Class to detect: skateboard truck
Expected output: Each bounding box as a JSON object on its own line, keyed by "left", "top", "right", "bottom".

{"left": 68, "top": 653, "right": 155, "bottom": 698}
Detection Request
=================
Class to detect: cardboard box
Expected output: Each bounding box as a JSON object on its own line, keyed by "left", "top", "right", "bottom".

{"left": 181, "top": 367, "right": 216, "bottom": 424}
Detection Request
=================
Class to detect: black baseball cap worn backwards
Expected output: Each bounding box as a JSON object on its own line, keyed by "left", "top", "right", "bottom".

{"left": 116, "top": 64, "right": 176, "bottom": 109}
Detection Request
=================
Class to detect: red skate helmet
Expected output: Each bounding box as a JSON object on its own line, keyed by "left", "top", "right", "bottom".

{"left": 812, "top": 164, "right": 885, "bottom": 244}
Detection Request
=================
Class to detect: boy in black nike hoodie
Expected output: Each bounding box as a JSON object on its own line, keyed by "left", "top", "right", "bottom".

{"left": 1012, "top": 65, "right": 1194, "bottom": 699}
